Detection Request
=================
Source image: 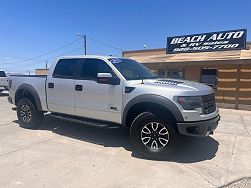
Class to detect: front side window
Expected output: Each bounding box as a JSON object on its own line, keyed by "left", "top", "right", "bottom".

{"left": 109, "top": 58, "right": 157, "bottom": 80}
{"left": 80, "top": 59, "right": 115, "bottom": 80}
{"left": 0, "top": 71, "right": 6, "bottom": 77}
{"left": 53, "top": 59, "right": 78, "bottom": 79}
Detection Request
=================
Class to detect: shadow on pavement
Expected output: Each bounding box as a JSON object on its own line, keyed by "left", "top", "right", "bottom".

{"left": 133, "top": 136, "right": 219, "bottom": 163}
{"left": 14, "top": 114, "right": 219, "bottom": 163}
{"left": 169, "top": 135, "right": 219, "bottom": 163}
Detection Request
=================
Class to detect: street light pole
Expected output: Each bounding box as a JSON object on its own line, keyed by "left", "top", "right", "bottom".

{"left": 77, "top": 33, "right": 87, "bottom": 55}
{"left": 84, "top": 34, "right": 87, "bottom": 55}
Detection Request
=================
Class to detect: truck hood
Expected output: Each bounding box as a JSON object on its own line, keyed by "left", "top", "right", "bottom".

{"left": 126, "top": 78, "right": 214, "bottom": 96}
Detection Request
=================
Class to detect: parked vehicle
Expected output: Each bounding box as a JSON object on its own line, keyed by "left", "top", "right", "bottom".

{"left": 0, "top": 70, "right": 8, "bottom": 92}
{"left": 8, "top": 55, "right": 220, "bottom": 158}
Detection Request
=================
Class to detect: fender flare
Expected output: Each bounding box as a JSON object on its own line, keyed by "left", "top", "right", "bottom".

{"left": 15, "top": 84, "right": 43, "bottom": 111}
{"left": 122, "top": 94, "right": 184, "bottom": 125}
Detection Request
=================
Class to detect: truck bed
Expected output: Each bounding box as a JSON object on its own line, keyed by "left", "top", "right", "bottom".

{"left": 8, "top": 75, "right": 48, "bottom": 111}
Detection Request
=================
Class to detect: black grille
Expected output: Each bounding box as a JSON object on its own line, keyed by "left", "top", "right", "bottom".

{"left": 202, "top": 94, "right": 216, "bottom": 114}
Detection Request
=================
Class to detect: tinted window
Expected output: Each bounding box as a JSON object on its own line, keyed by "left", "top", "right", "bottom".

{"left": 80, "top": 59, "right": 115, "bottom": 80}
{"left": 109, "top": 58, "right": 157, "bottom": 80}
{"left": 53, "top": 59, "right": 77, "bottom": 79}
{"left": 0, "top": 71, "right": 6, "bottom": 77}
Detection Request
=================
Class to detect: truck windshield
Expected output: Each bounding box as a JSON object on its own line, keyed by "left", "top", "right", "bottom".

{"left": 109, "top": 58, "right": 157, "bottom": 80}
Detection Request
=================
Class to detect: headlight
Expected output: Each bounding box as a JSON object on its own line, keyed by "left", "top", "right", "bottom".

{"left": 175, "top": 96, "right": 203, "bottom": 111}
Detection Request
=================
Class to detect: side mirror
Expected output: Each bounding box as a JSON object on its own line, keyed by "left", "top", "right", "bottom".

{"left": 97, "top": 73, "right": 120, "bottom": 85}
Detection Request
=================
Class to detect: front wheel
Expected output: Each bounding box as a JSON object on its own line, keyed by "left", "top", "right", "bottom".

{"left": 17, "top": 98, "right": 44, "bottom": 129}
{"left": 130, "top": 112, "right": 179, "bottom": 159}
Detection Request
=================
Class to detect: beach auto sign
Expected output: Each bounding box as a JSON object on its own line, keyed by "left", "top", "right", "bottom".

{"left": 166, "top": 29, "right": 247, "bottom": 53}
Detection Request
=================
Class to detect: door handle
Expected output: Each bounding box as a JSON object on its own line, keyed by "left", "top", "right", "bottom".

{"left": 75, "top": 85, "right": 83, "bottom": 91}
{"left": 48, "top": 83, "right": 54, "bottom": 88}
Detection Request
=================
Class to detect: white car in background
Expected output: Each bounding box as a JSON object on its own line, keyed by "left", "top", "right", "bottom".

{"left": 0, "top": 70, "right": 8, "bottom": 92}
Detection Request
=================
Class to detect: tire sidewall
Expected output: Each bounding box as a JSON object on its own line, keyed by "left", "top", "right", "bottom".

{"left": 17, "top": 98, "right": 40, "bottom": 129}
{"left": 130, "top": 112, "right": 178, "bottom": 158}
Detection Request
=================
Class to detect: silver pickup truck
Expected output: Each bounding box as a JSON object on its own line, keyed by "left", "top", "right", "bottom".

{"left": 8, "top": 55, "right": 220, "bottom": 158}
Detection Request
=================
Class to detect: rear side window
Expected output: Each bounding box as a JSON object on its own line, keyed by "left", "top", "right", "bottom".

{"left": 79, "top": 59, "right": 115, "bottom": 80}
{"left": 0, "top": 71, "right": 6, "bottom": 77}
{"left": 53, "top": 59, "right": 78, "bottom": 79}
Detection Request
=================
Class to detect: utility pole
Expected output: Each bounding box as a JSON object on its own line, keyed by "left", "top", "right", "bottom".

{"left": 46, "top": 60, "right": 48, "bottom": 69}
{"left": 84, "top": 34, "right": 87, "bottom": 55}
{"left": 77, "top": 33, "right": 87, "bottom": 55}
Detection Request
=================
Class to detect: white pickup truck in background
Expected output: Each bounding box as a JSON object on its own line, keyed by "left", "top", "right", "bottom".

{"left": 8, "top": 55, "right": 220, "bottom": 158}
{"left": 0, "top": 70, "right": 8, "bottom": 92}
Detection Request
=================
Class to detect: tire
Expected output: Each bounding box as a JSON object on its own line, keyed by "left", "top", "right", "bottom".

{"left": 16, "top": 98, "right": 44, "bottom": 129}
{"left": 130, "top": 111, "right": 179, "bottom": 159}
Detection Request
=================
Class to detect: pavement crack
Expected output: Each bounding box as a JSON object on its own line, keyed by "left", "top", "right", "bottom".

{"left": 226, "top": 136, "right": 237, "bottom": 184}
{"left": 219, "top": 176, "right": 251, "bottom": 188}
{"left": 240, "top": 115, "right": 250, "bottom": 136}
{"left": 181, "top": 165, "right": 217, "bottom": 187}
{"left": 0, "top": 137, "right": 53, "bottom": 157}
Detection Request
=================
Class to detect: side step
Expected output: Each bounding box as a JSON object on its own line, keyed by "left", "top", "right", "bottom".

{"left": 50, "top": 113, "right": 120, "bottom": 129}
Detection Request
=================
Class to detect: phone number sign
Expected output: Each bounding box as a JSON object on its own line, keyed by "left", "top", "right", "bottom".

{"left": 166, "top": 29, "right": 247, "bottom": 54}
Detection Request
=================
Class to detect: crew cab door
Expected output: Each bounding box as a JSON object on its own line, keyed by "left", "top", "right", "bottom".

{"left": 74, "top": 58, "right": 123, "bottom": 123}
{"left": 46, "top": 59, "right": 78, "bottom": 115}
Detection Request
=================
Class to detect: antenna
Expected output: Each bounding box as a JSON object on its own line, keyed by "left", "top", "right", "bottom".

{"left": 141, "top": 72, "right": 144, "bottom": 84}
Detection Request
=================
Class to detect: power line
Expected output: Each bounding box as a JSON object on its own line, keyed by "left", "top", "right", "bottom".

{"left": 86, "top": 35, "right": 124, "bottom": 51}
{"left": 1, "top": 35, "right": 124, "bottom": 68}
{"left": 1, "top": 38, "right": 82, "bottom": 65}
{"left": 47, "top": 46, "right": 83, "bottom": 60}
{"left": 12, "top": 46, "right": 83, "bottom": 69}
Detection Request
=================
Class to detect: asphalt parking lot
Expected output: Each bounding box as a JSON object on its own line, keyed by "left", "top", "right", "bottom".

{"left": 0, "top": 91, "right": 251, "bottom": 188}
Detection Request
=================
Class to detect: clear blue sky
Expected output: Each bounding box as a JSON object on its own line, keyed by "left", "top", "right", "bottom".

{"left": 0, "top": 0, "right": 251, "bottom": 73}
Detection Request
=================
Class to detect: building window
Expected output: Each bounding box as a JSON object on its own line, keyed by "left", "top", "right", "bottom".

{"left": 201, "top": 68, "right": 217, "bottom": 87}
{"left": 157, "top": 69, "right": 166, "bottom": 78}
{"left": 166, "top": 69, "right": 184, "bottom": 79}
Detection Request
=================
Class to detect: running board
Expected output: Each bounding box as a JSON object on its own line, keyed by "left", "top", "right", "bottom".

{"left": 50, "top": 113, "right": 120, "bottom": 129}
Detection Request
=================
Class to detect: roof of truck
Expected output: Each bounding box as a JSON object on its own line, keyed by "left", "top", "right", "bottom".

{"left": 58, "top": 55, "right": 125, "bottom": 59}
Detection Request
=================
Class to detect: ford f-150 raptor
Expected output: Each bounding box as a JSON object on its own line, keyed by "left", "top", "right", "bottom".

{"left": 8, "top": 55, "right": 220, "bottom": 158}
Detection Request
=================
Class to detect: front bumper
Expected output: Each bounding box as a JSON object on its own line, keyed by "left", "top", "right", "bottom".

{"left": 177, "top": 115, "right": 220, "bottom": 137}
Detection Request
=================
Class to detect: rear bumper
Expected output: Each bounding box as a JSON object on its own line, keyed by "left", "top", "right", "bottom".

{"left": 177, "top": 115, "right": 220, "bottom": 137}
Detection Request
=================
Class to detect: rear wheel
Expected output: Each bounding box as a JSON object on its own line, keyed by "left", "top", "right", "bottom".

{"left": 130, "top": 111, "right": 179, "bottom": 159}
{"left": 17, "top": 98, "right": 44, "bottom": 129}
